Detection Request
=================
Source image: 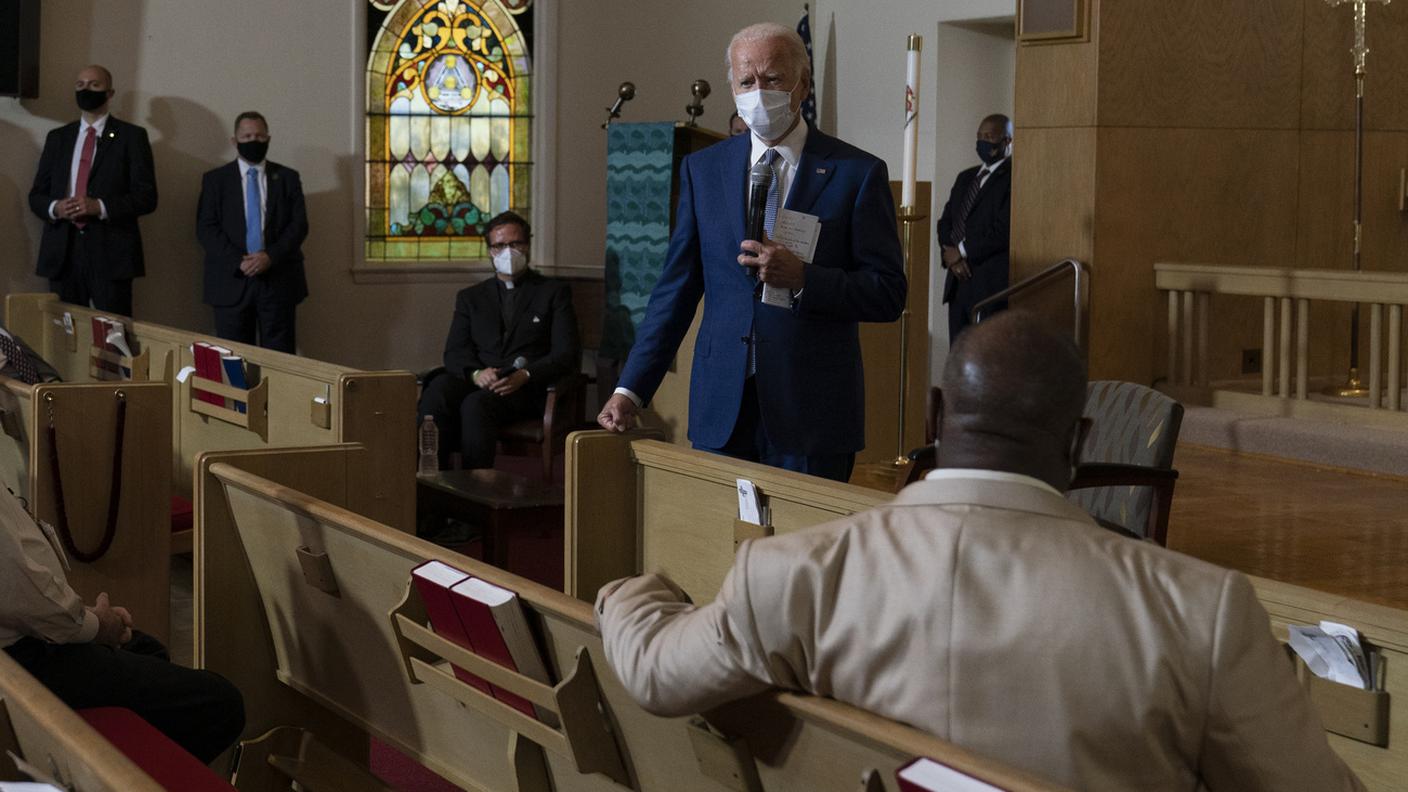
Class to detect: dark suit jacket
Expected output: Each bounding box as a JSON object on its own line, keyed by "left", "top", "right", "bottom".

{"left": 195, "top": 160, "right": 309, "bottom": 307}
{"left": 442, "top": 271, "right": 581, "bottom": 386}
{"left": 617, "top": 127, "right": 906, "bottom": 455}
{"left": 937, "top": 159, "right": 1011, "bottom": 311}
{"left": 27, "top": 117, "right": 158, "bottom": 280}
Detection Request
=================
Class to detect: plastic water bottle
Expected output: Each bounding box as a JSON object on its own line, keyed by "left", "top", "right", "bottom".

{"left": 418, "top": 415, "right": 439, "bottom": 476}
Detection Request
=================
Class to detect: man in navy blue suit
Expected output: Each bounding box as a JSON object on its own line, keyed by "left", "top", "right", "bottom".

{"left": 598, "top": 22, "right": 906, "bottom": 482}
{"left": 196, "top": 111, "right": 308, "bottom": 353}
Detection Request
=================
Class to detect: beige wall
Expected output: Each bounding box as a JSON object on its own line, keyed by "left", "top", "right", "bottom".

{"left": 0, "top": 0, "right": 800, "bottom": 372}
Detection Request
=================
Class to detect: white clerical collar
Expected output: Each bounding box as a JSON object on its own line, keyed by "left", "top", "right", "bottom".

{"left": 923, "top": 467, "right": 1062, "bottom": 497}
{"left": 750, "top": 118, "right": 808, "bottom": 170}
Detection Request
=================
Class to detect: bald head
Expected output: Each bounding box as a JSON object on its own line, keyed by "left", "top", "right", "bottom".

{"left": 937, "top": 312, "right": 1087, "bottom": 490}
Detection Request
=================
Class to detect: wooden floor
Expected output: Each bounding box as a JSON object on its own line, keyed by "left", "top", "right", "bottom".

{"left": 1169, "top": 444, "right": 1408, "bottom": 609}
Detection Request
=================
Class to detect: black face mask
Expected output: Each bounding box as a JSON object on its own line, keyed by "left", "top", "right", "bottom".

{"left": 237, "top": 140, "right": 269, "bottom": 164}
{"left": 76, "top": 89, "right": 108, "bottom": 112}
{"left": 976, "top": 139, "right": 1006, "bottom": 165}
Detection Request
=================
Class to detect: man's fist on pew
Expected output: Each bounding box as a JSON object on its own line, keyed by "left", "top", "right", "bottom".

{"left": 598, "top": 393, "right": 638, "bottom": 433}
{"left": 90, "top": 592, "right": 134, "bottom": 646}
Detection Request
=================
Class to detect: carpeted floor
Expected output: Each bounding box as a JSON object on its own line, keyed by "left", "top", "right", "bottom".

{"left": 1180, "top": 405, "right": 1408, "bottom": 477}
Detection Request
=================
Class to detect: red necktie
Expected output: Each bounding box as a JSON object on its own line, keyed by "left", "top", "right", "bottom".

{"left": 73, "top": 126, "right": 97, "bottom": 229}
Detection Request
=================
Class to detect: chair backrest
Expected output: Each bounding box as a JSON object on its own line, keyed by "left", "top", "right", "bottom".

{"left": 1068, "top": 381, "right": 1183, "bottom": 532}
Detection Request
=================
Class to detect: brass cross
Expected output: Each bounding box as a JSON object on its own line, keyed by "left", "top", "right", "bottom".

{"left": 1326, "top": 0, "right": 1391, "bottom": 76}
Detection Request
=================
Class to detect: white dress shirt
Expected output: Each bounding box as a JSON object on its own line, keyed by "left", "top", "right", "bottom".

{"left": 0, "top": 487, "right": 99, "bottom": 648}
{"left": 48, "top": 114, "right": 110, "bottom": 222}
{"left": 923, "top": 466, "right": 1060, "bottom": 496}
{"left": 237, "top": 157, "right": 268, "bottom": 236}
{"left": 613, "top": 120, "right": 813, "bottom": 409}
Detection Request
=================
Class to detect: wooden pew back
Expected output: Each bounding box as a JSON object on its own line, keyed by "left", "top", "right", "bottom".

{"left": 0, "top": 374, "right": 171, "bottom": 642}
{"left": 565, "top": 431, "right": 888, "bottom": 601}
{"left": 0, "top": 651, "right": 166, "bottom": 791}
{"left": 5, "top": 293, "right": 415, "bottom": 532}
{"left": 199, "top": 447, "right": 1065, "bottom": 792}
{"left": 571, "top": 435, "right": 1405, "bottom": 791}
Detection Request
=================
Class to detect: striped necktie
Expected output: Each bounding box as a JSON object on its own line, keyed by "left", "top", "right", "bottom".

{"left": 762, "top": 148, "right": 780, "bottom": 234}
{"left": 952, "top": 166, "right": 988, "bottom": 243}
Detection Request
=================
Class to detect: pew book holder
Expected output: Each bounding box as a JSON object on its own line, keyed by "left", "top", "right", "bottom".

{"left": 686, "top": 718, "right": 764, "bottom": 792}
{"left": 733, "top": 519, "right": 773, "bottom": 552}
{"left": 1288, "top": 644, "right": 1391, "bottom": 747}
{"left": 389, "top": 582, "right": 633, "bottom": 789}
{"left": 184, "top": 374, "right": 269, "bottom": 442}
{"left": 89, "top": 345, "right": 150, "bottom": 382}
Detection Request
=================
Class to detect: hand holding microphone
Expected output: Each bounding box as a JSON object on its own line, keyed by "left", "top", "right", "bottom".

{"left": 739, "top": 157, "right": 806, "bottom": 290}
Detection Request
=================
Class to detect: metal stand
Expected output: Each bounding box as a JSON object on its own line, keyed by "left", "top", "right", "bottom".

{"left": 892, "top": 206, "right": 926, "bottom": 464}
{"left": 1324, "top": 0, "right": 1386, "bottom": 398}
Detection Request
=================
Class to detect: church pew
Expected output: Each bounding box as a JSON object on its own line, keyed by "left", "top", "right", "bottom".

{"left": 567, "top": 434, "right": 1405, "bottom": 790}
{"left": 0, "top": 650, "right": 167, "bottom": 792}
{"left": 4, "top": 292, "right": 416, "bottom": 538}
{"left": 0, "top": 373, "right": 172, "bottom": 643}
{"left": 564, "top": 430, "right": 888, "bottom": 601}
{"left": 197, "top": 445, "right": 1067, "bottom": 792}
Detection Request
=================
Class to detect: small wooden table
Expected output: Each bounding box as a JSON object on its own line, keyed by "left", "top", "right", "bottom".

{"left": 416, "top": 469, "right": 564, "bottom": 567}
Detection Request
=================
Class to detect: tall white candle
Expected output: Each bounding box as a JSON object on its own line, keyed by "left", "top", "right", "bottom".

{"left": 901, "top": 34, "right": 923, "bottom": 209}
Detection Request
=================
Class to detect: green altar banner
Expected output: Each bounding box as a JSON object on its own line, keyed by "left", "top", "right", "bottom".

{"left": 600, "top": 122, "right": 676, "bottom": 361}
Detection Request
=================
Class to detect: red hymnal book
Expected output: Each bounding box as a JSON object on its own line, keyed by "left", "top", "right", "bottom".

{"left": 896, "top": 757, "right": 1007, "bottom": 792}
{"left": 90, "top": 317, "right": 120, "bottom": 376}
{"left": 409, "top": 561, "right": 494, "bottom": 696}
{"left": 192, "top": 342, "right": 224, "bottom": 406}
{"left": 450, "top": 577, "right": 557, "bottom": 724}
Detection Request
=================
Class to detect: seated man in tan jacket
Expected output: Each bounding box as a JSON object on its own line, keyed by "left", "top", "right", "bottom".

{"left": 596, "top": 312, "right": 1363, "bottom": 792}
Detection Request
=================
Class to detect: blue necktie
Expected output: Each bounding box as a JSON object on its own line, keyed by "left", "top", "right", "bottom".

{"left": 245, "top": 167, "right": 263, "bottom": 255}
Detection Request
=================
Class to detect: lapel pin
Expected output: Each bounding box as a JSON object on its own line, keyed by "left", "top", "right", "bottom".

{"left": 532, "top": 316, "right": 541, "bottom": 323}
{"left": 106, "top": 131, "right": 116, "bottom": 139}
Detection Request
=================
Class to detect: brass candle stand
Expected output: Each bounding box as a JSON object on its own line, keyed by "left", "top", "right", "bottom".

{"left": 892, "top": 205, "right": 927, "bottom": 466}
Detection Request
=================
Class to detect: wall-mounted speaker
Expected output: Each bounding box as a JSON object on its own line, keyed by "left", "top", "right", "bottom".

{"left": 0, "top": 0, "right": 40, "bottom": 98}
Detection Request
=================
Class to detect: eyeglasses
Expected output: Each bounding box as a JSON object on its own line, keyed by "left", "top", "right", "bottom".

{"left": 487, "top": 241, "right": 530, "bottom": 254}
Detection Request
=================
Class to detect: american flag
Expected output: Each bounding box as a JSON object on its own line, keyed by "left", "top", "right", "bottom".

{"left": 797, "top": 5, "right": 817, "bottom": 125}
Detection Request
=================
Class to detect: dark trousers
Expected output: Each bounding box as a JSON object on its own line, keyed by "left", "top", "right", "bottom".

{"left": 418, "top": 372, "right": 544, "bottom": 469}
{"left": 696, "top": 377, "right": 855, "bottom": 483}
{"left": 212, "top": 280, "right": 297, "bottom": 353}
{"left": 4, "top": 631, "right": 244, "bottom": 764}
{"left": 50, "top": 227, "right": 132, "bottom": 316}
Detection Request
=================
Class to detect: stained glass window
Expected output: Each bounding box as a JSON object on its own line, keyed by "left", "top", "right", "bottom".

{"left": 365, "top": 0, "right": 533, "bottom": 264}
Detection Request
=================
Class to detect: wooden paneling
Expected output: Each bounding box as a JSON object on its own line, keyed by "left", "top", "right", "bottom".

{"left": 1092, "top": 128, "right": 1301, "bottom": 382}
{"left": 1014, "top": 19, "right": 1098, "bottom": 128}
{"left": 1097, "top": 0, "right": 1302, "bottom": 129}
{"left": 1301, "top": 0, "right": 1408, "bottom": 131}
{"left": 856, "top": 182, "right": 930, "bottom": 466}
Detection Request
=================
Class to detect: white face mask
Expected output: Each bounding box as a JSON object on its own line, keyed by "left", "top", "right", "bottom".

{"left": 733, "top": 81, "right": 799, "bottom": 141}
{"left": 492, "top": 246, "right": 528, "bottom": 277}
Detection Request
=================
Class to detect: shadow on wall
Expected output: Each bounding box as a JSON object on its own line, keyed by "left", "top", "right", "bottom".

{"left": 0, "top": 118, "right": 41, "bottom": 294}
{"left": 139, "top": 95, "right": 228, "bottom": 332}
{"left": 298, "top": 152, "right": 426, "bottom": 369}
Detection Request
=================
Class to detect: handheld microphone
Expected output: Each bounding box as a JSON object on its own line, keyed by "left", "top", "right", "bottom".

{"left": 745, "top": 159, "right": 773, "bottom": 245}
{"left": 498, "top": 356, "right": 528, "bottom": 377}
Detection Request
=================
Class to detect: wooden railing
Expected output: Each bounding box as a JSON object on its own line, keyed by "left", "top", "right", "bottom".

{"left": 1155, "top": 264, "right": 1408, "bottom": 411}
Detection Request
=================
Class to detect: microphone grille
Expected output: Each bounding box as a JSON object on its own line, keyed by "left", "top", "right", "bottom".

{"left": 749, "top": 159, "right": 773, "bottom": 187}
{"left": 513, "top": 356, "right": 527, "bottom": 369}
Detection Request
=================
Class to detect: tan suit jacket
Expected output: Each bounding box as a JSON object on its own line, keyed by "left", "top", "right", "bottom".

{"left": 597, "top": 476, "right": 1363, "bottom": 792}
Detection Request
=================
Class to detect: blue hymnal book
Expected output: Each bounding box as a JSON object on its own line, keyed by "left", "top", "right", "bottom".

{"left": 220, "top": 353, "right": 248, "bottom": 414}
